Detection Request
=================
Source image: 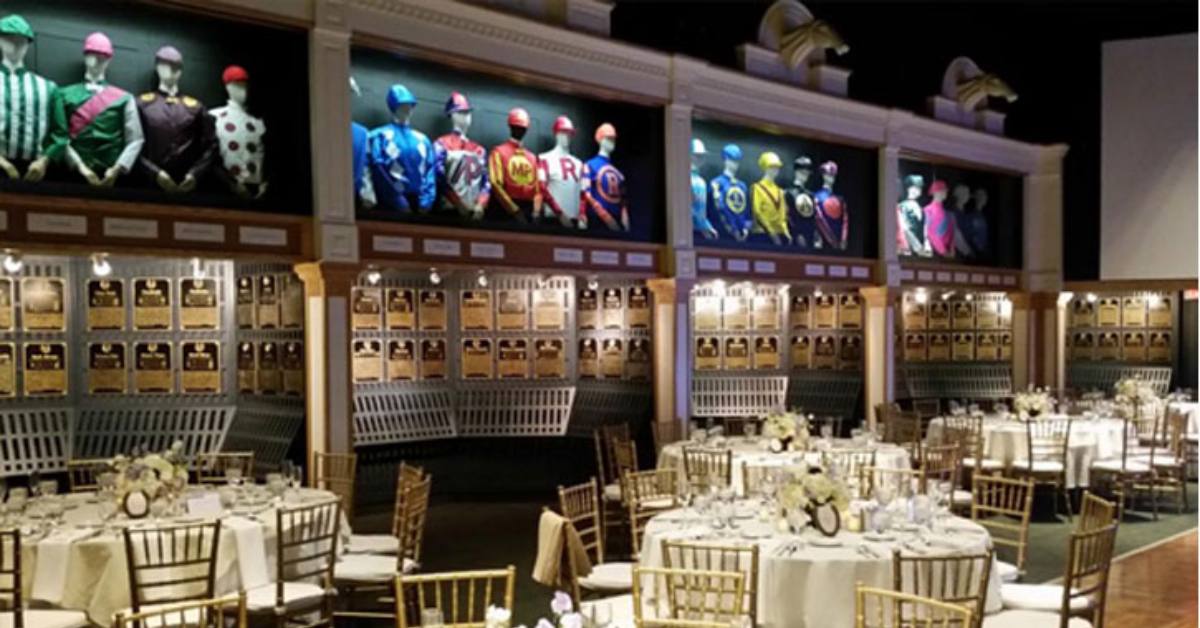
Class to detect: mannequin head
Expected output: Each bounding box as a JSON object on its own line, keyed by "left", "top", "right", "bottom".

{"left": 392, "top": 103, "right": 414, "bottom": 124}
{"left": 509, "top": 124, "right": 527, "bottom": 141}
{"left": 222, "top": 65, "right": 249, "bottom": 105}
{"left": 507, "top": 108, "right": 530, "bottom": 142}
{"left": 83, "top": 53, "right": 110, "bottom": 79}
{"left": 929, "top": 180, "right": 948, "bottom": 202}
{"left": 903, "top": 174, "right": 924, "bottom": 201}
{"left": 793, "top": 156, "right": 812, "bottom": 186}
{"left": 973, "top": 187, "right": 988, "bottom": 211}
{"left": 721, "top": 144, "right": 742, "bottom": 176}
{"left": 154, "top": 46, "right": 183, "bottom": 92}
{"left": 690, "top": 138, "right": 707, "bottom": 170}
{"left": 952, "top": 183, "right": 970, "bottom": 208}
{"left": 820, "top": 161, "right": 838, "bottom": 187}
{"left": 758, "top": 152, "right": 782, "bottom": 181}
{"left": 0, "top": 34, "right": 28, "bottom": 67}
{"left": 451, "top": 111, "right": 472, "bottom": 133}
{"left": 82, "top": 32, "right": 113, "bottom": 81}
{"left": 553, "top": 116, "right": 575, "bottom": 150}
{"left": 387, "top": 84, "right": 418, "bottom": 123}
{"left": 595, "top": 123, "right": 616, "bottom": 156}
{"left": 444, "top": 92, "right": 472, "bottom": 134}
{"left": 226, "top": 81, "right": 247, "bottom": 105}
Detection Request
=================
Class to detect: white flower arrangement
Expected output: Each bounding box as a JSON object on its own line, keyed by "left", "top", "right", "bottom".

{"left": 1013, "top": 386, "right": 1053, "bottom": 417}
{"left": 1114, "top": 377, "right": 1159, "bottom": 417}
{"left": 763, "top": 411, "right": 809, "bottom": 452}
{"left": 110, "top": 441, "right": 190, "bottom": 504}
{"left": 509, "top": 591, "right": 583, "bottom": 628}
{"left": 778, "top": 469, "right": 851, "bottom": 513}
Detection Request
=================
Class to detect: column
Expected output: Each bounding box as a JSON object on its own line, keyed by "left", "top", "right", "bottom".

{"left": 861, "top": 286, "right": 897, "bottom": 431}
{"left": 1022, "top": 145, "right": 1069, "bottom": 390}
{"left": 1010, "top": 291, "right": 1065, "bottom": 390}
{"left": 295, "top": 262, "right": 359, "bottom": 461}
{"left": 648, "top": 278, "right": 695, "bottom": 428}
{"left": 1010, "top": 292, "right": 1031, "bottom": 390}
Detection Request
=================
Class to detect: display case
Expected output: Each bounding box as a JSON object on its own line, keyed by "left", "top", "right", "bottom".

{"left": 1065, "top": 290, "right": 1178, "bottom": 394}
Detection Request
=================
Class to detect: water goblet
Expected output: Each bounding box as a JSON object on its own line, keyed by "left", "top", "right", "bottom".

{"left": 820, "top": 423, "right": 834, "bottom": 442}
{"left": 588, "top": 598, "right": 612, "bottom": 628}
{"left": 225, "top": 466, "right": 244, "bottom": 488}
{"left": 29, "top": 471, "right": 41, "bottom": 497}
{"left": 420, "top": 608, "right": 445, "bottom": 628}
{"left": 39, "top": 480, "right": 58, "bottom": 498}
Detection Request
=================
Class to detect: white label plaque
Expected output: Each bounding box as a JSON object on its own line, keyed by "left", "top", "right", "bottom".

{"left": 828, "top": 265, "right": 848, "bottom": 278}
{"left": 174, "top": 221, "right": 225, "bottom": 243}
{"left": 553, "top": 248, "right": 584, "bottom": 264}
{"left": 470, "top": 242, "right": 505, "bottom": 259}
{"left": 753, "top": 260, "right": 776, "bottom": 274}
{"left": 104, "top": 217, "right": 158, "bottom": 239}
{"left": 27, "top": 212, "right": 86, "bottom": 235}
{"left": 698, "top": 257, "right": 722, "bottom": 272}
{"left": 373, "top": 235, "right": 413, "bottom": 254}
{"left": 591, "top": 250, "right": 620, "bottom": 266}
{"left": 626, "top": 252, "right": 653, "bottom": 268}
{"left": 239, "top": 226, "right": 288, "bottom": 247}
{"left": 726, "top": 258, "right": 750, "bottom": 272}
{"left": 423, "top": 239, "right": 462, "bottom": 257}
{"left": 851, "top": 267, "right": 870, "bottom": 278}
{"left": 805, "top": 263, "right": 825, "bottom": 276}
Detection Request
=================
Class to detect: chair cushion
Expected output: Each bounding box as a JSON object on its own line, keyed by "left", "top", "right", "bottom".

{"left": 245, "top": 582, "right": 328, "bottom": 612}
{"left": 996, "top": 560, "right": 1020, "bottom": 583}
{"left": 345, "top": 533, "right": 400, "bottom": 554}
{"left": 580, "top": 594, "right": 636, "bottom": 628}
{"left": 603, "top": 483, "right": 623, "bottom": 502}
{"left": 982, "top": 610, "right": 1093, "bottom": 628}
{"left": 1001, "top": 584, "right": 1093, "bottom": 612}
{"left": 1091, "top": 458, "right": 1150, "bottom": 473}
{"left": 0, "top": 610, "right": 90, "bottom": 628}
{"left": 637, "top": 497, "right": 675, "bottom": 510}
{"left": 962, "top": 457, "right": 1003, "bottom": 470}
{"left": 579, "top": 561, "right": 634, "bottom": 592}
{"left": 951, "top": 489, "right": 973, "bottom": 506}
{"left": 335, "top": 554, "right": 417, "bottom": 583}
{"left": 1010, "top": 460, "right": 1064, "bottom": 473}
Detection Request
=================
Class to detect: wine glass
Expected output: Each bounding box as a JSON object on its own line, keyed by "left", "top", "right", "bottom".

{"left": 420, "top": 608, "right": 445, "bottom": 628}
{"left": 29, "top": 471, "right": 41, "bottom": 498}
{"left": 588, "top": 599, "right": 612, "bottom": 628}
{"left": 820, "top": 422, "right": 834, "bottom": 442}
{"left": 225, "top": 466, "right": 244, "bottom": 488}
{"left": 39, "top": 480, "right": 57, "bottom": 498}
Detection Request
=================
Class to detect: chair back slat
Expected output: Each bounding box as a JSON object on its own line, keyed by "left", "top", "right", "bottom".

{"left": 856, "top": 585, "right": 974, "bottom": 628}
{"left": 1064, "top": 523, "right": 1120, "bottom": 627}
{"left": 66, "top": 458, "right": 111, "bottom": 492}
{"left": 123, "top": 521, "right": 222, "bottom": 611}
{"left": 892, "top": 549, "right": 993, "bottom": 628}
{"left": 681, "top": 448, "right": 733, "bottom": 491}
{"left": 1077, "top": 491, "right": 1117, "bottom": 532}
{"left": 398, "top": 475, "right": 433, "bottom": 566}
{"left": 661, "top": 541, "right": 759, "bottom": 626}
{"left": 113, "top": 593, "right": 248, "bottom": 628}
{"left": 633, "top": 566, "right": 745, "bottom": 624}
{"left": 194, "top": 451, "right": 255, "bottom": 485}
{"left": 558, "top": 478, "right": 604, "bottom": 564}
{"left": 624, "top": 469, "right": 679, "bottom": 554}
{"left": 394, "top": 567, "right": 515, "bottom": 628}
{"left": 970, "top": 474, "right": 1033, "bottom": 572}
{"left": 275, "top": 499, "right": 340, "bottom": 607}
{"left": 313, "top": 452, "right": 356, "bottom": 519}
{"left": 392, "top": 462, "right": 428, "bottom": 537}
{"left": 0, "top": 529, "right": 23, "bottom": 628}
{"left": 920, "top": 443, "right": 962, "bottom": 492}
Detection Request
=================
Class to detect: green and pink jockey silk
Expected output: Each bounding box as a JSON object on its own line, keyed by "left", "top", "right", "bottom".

{"left": 44, "top": 82, "right": 134, "bottom": 172}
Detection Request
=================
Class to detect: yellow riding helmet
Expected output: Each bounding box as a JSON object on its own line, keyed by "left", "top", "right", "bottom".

{"left": 758, "top": 151, "right": 783, "bottom": 171}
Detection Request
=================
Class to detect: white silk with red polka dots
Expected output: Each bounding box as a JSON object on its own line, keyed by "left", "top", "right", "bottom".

{"left": 209, "top": 102, "right": 266, "bottom": 184}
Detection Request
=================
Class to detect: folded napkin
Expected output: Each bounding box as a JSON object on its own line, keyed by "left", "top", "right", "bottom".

{"left": 224, "top": 516, "right": 269, "bottom": 590}
{"left": 30, "top": 528, "right": 94, "bottom": 604}
{"left": 532, "top": 510, "right": 592, "bottom": 588}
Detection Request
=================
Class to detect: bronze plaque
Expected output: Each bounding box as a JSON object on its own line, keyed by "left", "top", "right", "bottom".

{"left": 133, "top": 342, "right": 172, "bottom": 394}
{"left": 952, "top": 301, "right": 975, "bottom": 330}
{"left": 1147, "top": 332, "right": 1171, "bottom": 363}
{"left": 927, "top": 301, "right": 950, "bottom": 330}
{"left": 24, "top": 343, "right": 66, "bottom": 396}
{"left": 180, "top": 278, "right": 219, "bottom": 330}
{"left": 928, "top": 333, "right": 951, "bottom": 361}
{"left": 532, "top": 289, "right": 565, "bottom": 331}
{"left": 0, "top": 278, "right": 12, "bottom": 330}
{"left": 88, "top": 342, "right": 127, "bottom": 394}
{"left": 626, "top": 338, "right": 651, "bottom": 380}
{"left": 1096, "top": 332, "right": 1120, "bottom": 361}
{"left": 497, "top": 338, "right": 529, "bottom": 379}
{"left": 387, "top": 339, "right": 416, "bottom": 382}
{"left": 602, "top": 289, "right": 624, "bottom": 329}
{"left": 87, "top": 279, "right": 124, "bottom": 330}
{"left": 352, "top": 287, "right": 383, "bottom": 331}
{"left": 132, "top": 278, "right": 170, "bottom": 330}
{"left": 722, "top": 296, "right": 749, "bottom": 331}
{"left": 1096, "top": 298, "right": 1120, "bottom": 327}
{"left": 790, "top": 335, "right": 811, "bottom": 369}
{"left": 461, "top": 290, "right": 493, "bottom": 331}
{"left": 1122, "top": 297, "right": 1146, "bottom": 328}
{"left": 723, "top": 336, "right": 749, "bottom": 371}
{"left": 811, "top": 335, "right": 836, "bottom": 369}
{"left": 420, "top": 339, "right": 447, "bottom": 380}
{"left": 236, "top": 276, "right": 255, "bottom": 329}
{"left": 999, "top": 332, "right": 1013, "bottom": 361}
{"left": 0, "top": 343, "right": 13, "bottom": 396}
{"left": 1148, "top": 297, "right": 1172, "bottom": 328}
{"left": 838, "top": 294, "right": 862, "bottom": 329}
{"left": 461, "top": 338, "right": 494, "bottom": 379}
{"left": 418, "top": 290, "right": 447, "bottom": 331}
{"left": 578, "top": 338, "right": 599, "bottom": 378}
{"left": 752, "top": 294, "right": 780, "bottom": 331}
{"left": 1121, "top": 332, "right": 1146, "bottom": 362}
{"left": 951, "top": 333, "right": 975, "bottom": 361}
{"left": 1070, "top": 332, "right": 1094, "bottom": 361}
{"left": 696, "top": 336, "right": 721, "bottom": 371}
{"left": 533, "top": 338, "right": 566, "bottom": 379}
{"left": 577, "top": 289, "right": 599, "bottom": 330}
{"left": 283, "top": 341, "right": 305, "bottom": 395}
{"left": 839, "top": 335, "right": 862, "bottom": 370}
{"left": 22, "top": 277, "right": 65, "bottom": 331}
{"left": 496, "top": 290, "right": 528, "bottom": 331}
{"left": 627, "top": 286, "right": 651, "bottom": 329}
{"left": 975, "top": 301, "right": 999, "bottom": 330}
{"left": 352, "top": 339, "right": 382, "bottom": 383}
{"left": 386, "top": 288, "right": 416, "bottom": 331}
{"left": 257, "top": 342, "right": 282, "bottom": 394}
{"left": 813, "top": 294, "right": 837, "bottom": 329}
{"left": 281, "top": 274, "right": 305, "bottom": 329}
{"left": 902, "top": 298, "right": 927, "bottom": 331}
{"left": 753, "top": 336, "right": 779, "bottom": 370}
{"left": 237, "top": 343, "right": 256, "bottom": 393}
{"left": 181, "top": 341, "right": 220, "bottom": 394}
{"left": 904, "top": 333, "right": 927, "bottom": 362}
{"left": 976, "top": 332, "right": 999, "bottom": 361}
{"left": 600, "top": 338, "right": 624, "bottom": 378}
{"left": 1071, "top": 300, "right": 1094, "bottom": 328}
{"left": 256, "top": 275, "right": 280, "bottom": 329}
{"left": 693, "top": 296, "right": 721, "bottom": 332}
{"left": 789, "top": 295, "right": 811, "bottom": 330}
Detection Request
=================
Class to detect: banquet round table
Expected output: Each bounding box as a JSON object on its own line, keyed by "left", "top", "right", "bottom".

{"left": 927, "top": 414, "right": 1126, "bottom": 488}
{"left": 639, "top": 503, "right": 1001, "bottom": 628}
{"left": 658, "top": 439, "right": 912, "bottom": 496}
{"left": 13, "top": 486, "right": 350, "bottom": 624}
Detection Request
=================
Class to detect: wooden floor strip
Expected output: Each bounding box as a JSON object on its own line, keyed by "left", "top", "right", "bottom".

{"left": 1103, "top": 530, "right": 1197, "bottom": 627}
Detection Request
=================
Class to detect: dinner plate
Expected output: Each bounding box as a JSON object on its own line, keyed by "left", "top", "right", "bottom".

{"left": 862, "top": 532, "right": 894, "bottom": 542}
{"left": 809, "top": 537, "right": 842, "bottom": 547}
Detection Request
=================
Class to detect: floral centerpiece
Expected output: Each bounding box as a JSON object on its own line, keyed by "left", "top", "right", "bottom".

{"left": 763, "top": 410, "right": 809, "bottom": 453}
{"left": 777, "top": 468, "right": 850, "bottom": 536}
{"left": 1114, "top": 377, "right": 1160, "bottom": 419}
{"left": 491, "top": 591, "right": 583, "bottom": 628}
{"left": 109, "top": 441, "right": 190, "bottom": 516}
{"left": 1013, "top": 386, "right": 1053, "bottom": 418}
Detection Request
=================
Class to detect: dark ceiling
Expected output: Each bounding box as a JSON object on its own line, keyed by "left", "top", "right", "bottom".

{"left": 611, "top": 0, "right": 1197, "bottom": 280}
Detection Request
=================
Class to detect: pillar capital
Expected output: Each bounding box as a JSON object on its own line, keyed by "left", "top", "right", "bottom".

{"left": 294, "top": 261, "right": 360, "bottom": 298}
{"left": 860, "top": 285, "right": 903, "bottom": 308}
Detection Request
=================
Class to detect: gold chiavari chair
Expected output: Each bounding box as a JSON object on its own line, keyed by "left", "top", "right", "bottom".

{"left": 1093, "top": 407, "right": 1164, "bottom": 519}
{"left": 113, "top": 593, "right": 247, "bottom": 628}
{"left": 823, "top": 449, "right": 876, "bottom": 498}
{"left": 603, "top": 424, "right": 634, "bottom": 479}
{"left": 392, "top": 567, "right": 515, "bottom": 628}
{"left": 858, "top": 466, "right": 926, "bottom": 500}
{"left": 855, "top": 585, "right": 973, "bottom": 628}
{"left": 912, "top": 398, "right": 942, "bottom": 421}
{"left": 336, "top": 476, "right": 433, "bottom": 594}
{"left": 741, "top": 462, "right": 773, "bottom": 498}
{"left": 194, "top": 451, "right": 255, "bottom": 485}
{"left": 0, "top": 529, "right": 90, "bottom": 628}
{"left": 721, "top": 417, "right": 755, "bottom": 437}
{"left": 661, "top": 541, "right": 759, "bottom": 627}
{"left": 65, "top": 458, "right": 110, "bottom": 492}
{"left": 993, "top": 523, "right": 1119, "bottom": 627}
{"left": 1149, "top": 408, "right": 1189, "bottom": 514}
{"left": 633, "top": 566, "right": 745, "bottom": 624}
{"left": 123, "top": 521, "right": 222, "bottom": 613}
{"left": 313, "top": 452, "right": 357, "bottom": 520}
{"left": 883, "top": 407, "right": 924, "bottom": 461}
{"left": 892, "top": 549, "right": 993, "bottom": 628}
{"left": 922, "top": 443, "right": 969, "bottom": 512}
{"left": 557, "top": 478, "right": 633, "bottom": 598}
{"left": 652, "top": 421, "right": 686, "bottom": 458}
{"left": 941, "top": 415, "right": 1002, "bottom": 480}
{"left": 624, "top": 469, "right": 680, "bottom": 555}
{"left": 1009, "top": 418, "right": 1073, "bottom": 520}
{"left": 246, "top": 500, "right": 340, "bottom": 628}
{"left": 971, "top": 474, "right": 1033, "bottom": 584}
{"left": 638, "top": 620, "right": 734, "bottom": 628}
{"left": 346, "top": 462, "right": 427, "bottom": 555}
{"left": 681, "top": 448, "right": 733, "bottom": 491}
{"left": 1076, "top": 491, "right": 1117, "bottom": 533}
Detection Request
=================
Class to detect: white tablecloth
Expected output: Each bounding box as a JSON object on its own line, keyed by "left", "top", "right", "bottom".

{"left": 16, "top": 487, "right": 349, "bottom": 624}
{"left": 640, "top": 505, "right": 1001, "bottom": 628}
{"left": 928, "top": 415, "right": 1126, "bottom": 488}
{"left": 659, "top": 440, "right": 911, "bottom": 496}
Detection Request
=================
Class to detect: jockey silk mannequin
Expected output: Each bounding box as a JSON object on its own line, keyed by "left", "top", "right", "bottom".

{"left": 690, "top": 138, "right": 717, "bottom": 239}
{"left": 0, "top": 14, "right": 55, "bottom": 182}
{"left": 813, "top": 161, "right": 848, "bottom": 250}
{"left": 582, "top": 123, "right": 629, "bottom": 231}
{"left": 210, "top": 65, "right": 267, "bottom": 199}
{"left": 896, "top": 174, "right": 927, "bottom": 256}
{"left": 751, "top": 151, "right": 790, "bottom": 244}
{"left": 950, "top": 183, "right": 974, "bottom": 258}
{"left": 488, "top": 107, "right": 540, "bottom": 222}
{"left": 711, "top": 144, "right": 750, "bottom": 241}
{"left": 434, "top": 91, "right": 490, "bottom": 219}
{"left": 44, "top": 32, "right": 144, "bottom": 187}
{"left": 969, "top": 187, "right": 990, "bottom": 256}
{"left": 538, "top": 115, "right": 584, "bottom": 228}
{"left": 368, "top": 84, "right": 435, "bottom": 213}
{"left": 349, "top": 77, "right": 375, "bottom": 207}
{"left": 788, "top": 155, "right": 816, "bottom": 248}
{"left": 136, "top": 46, "right": 215, "bottom": 193}
{"left": 923, "top": 179, "right": 955, "bottom": 258}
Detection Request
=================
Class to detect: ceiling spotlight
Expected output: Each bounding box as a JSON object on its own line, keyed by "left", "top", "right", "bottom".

{"left": 1147, "top": 293, "right": 1162, "bottom": 307}
{"left": 190, "top": 257, "right": 207, "bottom": 279}
{"left": 365, "top": 267, "right": 381, "bottom": 285}
{"left": 965, "top": 293, "right": 974, "bottom": 302}
{"left": 812, "top": 286, "right": 823, "bottom": 298}
{"left": 429, "top": 267, "right": 441, "bottom": 285}
{"left": 941, "top": 290, "right": 955, "bottom": 301}
{"left": 91, "top": 253, "right": 112, "bottom": 277}
{"left": 587, "top": 275, "right": 599, "bottom": 291}
{"left": 536, "top": 274, "right": 548, "bottom": 288}
{"left": 1086, "top": 293, "right": 1097, "bottom": 303}
{"left": 914, "top": 288, "right": 928, "bottom": 304}
{"left": 776, "top": 283, "right": 789, "bottom": 296}
{"left": 476, "top": 270, "right": 488, "bottom": 288}
{"left": 2, "top": 250, "right": 22, "bottom": 274}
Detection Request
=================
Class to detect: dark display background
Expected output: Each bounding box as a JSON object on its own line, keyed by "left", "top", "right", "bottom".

{"left": 691, "top": 118, "right": 877, "bottom": 258}
{"left": 897, "top": 159, "right": 1023, "bottom": 269}
{"left": 351, "top": 47, "right": 666, "bottom": 244}
{"left": 0, "top": 0, "right": 311, "bottom": 215}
